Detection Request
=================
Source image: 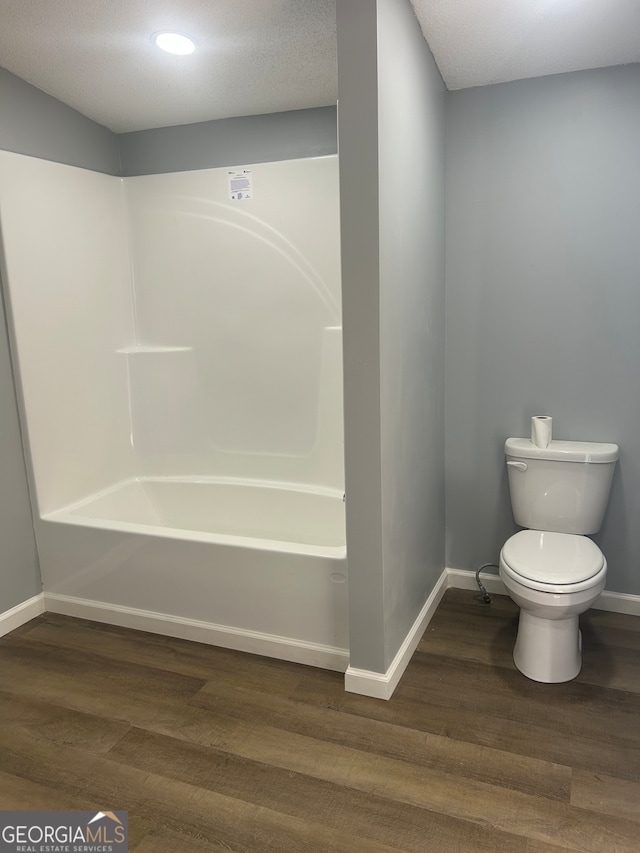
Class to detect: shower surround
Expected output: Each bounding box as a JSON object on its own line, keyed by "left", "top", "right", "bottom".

{"left": 0, "top": 150, "right": 347, "bottom": 669}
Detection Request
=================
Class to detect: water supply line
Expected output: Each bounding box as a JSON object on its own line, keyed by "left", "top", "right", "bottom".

{"left": 475, "top": 563, "right": 498, "bottom": 604}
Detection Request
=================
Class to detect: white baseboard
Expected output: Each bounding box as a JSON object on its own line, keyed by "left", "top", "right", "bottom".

{"left": 446, "top": 567, "right": 640, "bottom": 617}
{"left": 344, "top": 564, "right": 640, "bottom": 701}
{"left": 5, "top": 570, "right": 637, "bottom": 694}
{"left": 590, "top": 590, "right": 640, "bottom": 617}
{"left": 446, "top": 566, "right": 505, "bottom": 594}
{"left": 344, "top": 567, "right": 450, "bottom": 700}
{"left": 0, "top": 592, "right": 45, "bottom": 637}
{"left": 43, "top": 592, "right": 349, "bottom": 672}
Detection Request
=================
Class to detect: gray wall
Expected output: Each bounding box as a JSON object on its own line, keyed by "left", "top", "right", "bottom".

{"left": 378, "top": 0, "right": 446, "bottom": 665}
{"left": 337, "top": 0, "right": 385, "bottom": 672}
{"left": 0, "top": 288, "right": 40, "bottom": 609}
{"left": 1, "top": 65, "right": 335, "bottom": 178}
{"left": 119, "top": 106, "right": 337, "bottom": 175}
{"left": 0, "top": 67, "right": 120, "bottom": 174}
{"left": 445, "top": 64, "right": 640, "bottom": 595}
{"left": 337, "top": 0, "right": 446, "bottom": 673}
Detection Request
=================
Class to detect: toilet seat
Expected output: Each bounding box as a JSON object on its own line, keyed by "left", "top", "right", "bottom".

{"left": 500, "top": 530, "right": 606, "bottom": 593}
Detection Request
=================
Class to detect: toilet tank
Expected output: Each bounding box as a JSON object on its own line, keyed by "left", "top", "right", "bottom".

{"left": 505, "top": 438, "right": 619, "bottom": 534}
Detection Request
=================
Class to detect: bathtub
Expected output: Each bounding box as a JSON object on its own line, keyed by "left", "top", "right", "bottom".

{"left": 39, "top": 477, "right": 349, "bottom": 671}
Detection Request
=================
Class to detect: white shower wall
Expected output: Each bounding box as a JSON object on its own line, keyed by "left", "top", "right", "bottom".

{"left": 0, "top": 151, "right": 136, "bottom": 515}
{"left": 0, "top": 151, "right": 344, "bottom": 513}
{"left": 125, "top": 158, "right": 343, "bottom": 488}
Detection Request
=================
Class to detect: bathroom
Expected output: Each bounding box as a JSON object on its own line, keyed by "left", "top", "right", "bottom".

{"left": 1, "top": 0, "right": 640, "bottom": 706}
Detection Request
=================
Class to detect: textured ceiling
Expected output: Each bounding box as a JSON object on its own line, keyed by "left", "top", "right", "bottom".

{"left": 412, "top": 0, "right": 640, "bottom": 91}
{"left": 0, "top": 0, "right": 638, "bottom": 133}
{"left": 0, "top": 0, "right": 338, "bottom": 132}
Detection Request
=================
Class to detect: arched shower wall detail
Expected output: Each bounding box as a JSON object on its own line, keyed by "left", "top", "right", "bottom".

{"left": 122, "top": 160, "right": 343, "bottom": 487}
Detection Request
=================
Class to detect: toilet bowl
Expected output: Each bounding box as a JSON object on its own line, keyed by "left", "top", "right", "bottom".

{"left": 499, "top": 530, "right": 607, "bottom": 682}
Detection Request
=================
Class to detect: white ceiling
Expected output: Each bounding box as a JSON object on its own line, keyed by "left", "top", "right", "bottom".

{"left": 0, "top": 0, "right": 638, "bottom": 133}
{"left": 413, "top": 0, "right": 640, "bottom": 91}
{"left": 0, "top": 0, "right": 338, "bottom": 133}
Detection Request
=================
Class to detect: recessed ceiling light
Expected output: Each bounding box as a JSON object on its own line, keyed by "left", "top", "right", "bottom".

{"left": 153, "top": 32, "right": 196, "bottom": 55}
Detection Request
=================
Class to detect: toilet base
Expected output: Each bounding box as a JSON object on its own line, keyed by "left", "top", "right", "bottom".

{"left": 513, "top": 611, "right": 582, "bottom": 683}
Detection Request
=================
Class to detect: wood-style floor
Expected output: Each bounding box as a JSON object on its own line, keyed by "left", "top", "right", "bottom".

{"left": 1, "top": 588, "right": 639, "bottom": 852}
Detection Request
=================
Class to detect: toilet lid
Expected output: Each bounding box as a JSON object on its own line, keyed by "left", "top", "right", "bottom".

{"left": 501, "top": 530, "right": 605, "bottom": 585}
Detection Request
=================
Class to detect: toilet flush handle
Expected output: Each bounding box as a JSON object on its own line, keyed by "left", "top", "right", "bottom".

{"left": 507, "top": 460, "right": 528, "bottom": 472}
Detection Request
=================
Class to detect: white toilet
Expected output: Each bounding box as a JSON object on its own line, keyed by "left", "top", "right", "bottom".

{"left": 499, "top": 435, "right": 618, "bottom": 683}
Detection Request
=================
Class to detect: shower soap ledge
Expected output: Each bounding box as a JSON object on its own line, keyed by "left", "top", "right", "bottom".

{"left": 117, "top": 345, "right": 193, "bottom": 354}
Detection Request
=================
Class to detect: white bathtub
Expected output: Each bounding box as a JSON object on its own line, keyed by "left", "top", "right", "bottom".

{"left": 45, "top": 477, "right": 346, "bottom": 553}
{"left": 40, "top": 478, "right": 349, "bottom": 670}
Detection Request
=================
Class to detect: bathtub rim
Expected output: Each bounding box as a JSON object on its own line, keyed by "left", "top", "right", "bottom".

{"left": 42, "top": 474, "right": 347, "bottom": 559}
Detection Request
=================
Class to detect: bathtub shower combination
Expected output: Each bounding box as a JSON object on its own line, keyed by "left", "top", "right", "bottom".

{"left": 0, "top": 151, "right": 348, "bottom": 670}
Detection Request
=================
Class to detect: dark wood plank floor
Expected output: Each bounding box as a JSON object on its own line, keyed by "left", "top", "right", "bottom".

{"left": 1, "top": 588, "right": 639, "bottom": 852}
